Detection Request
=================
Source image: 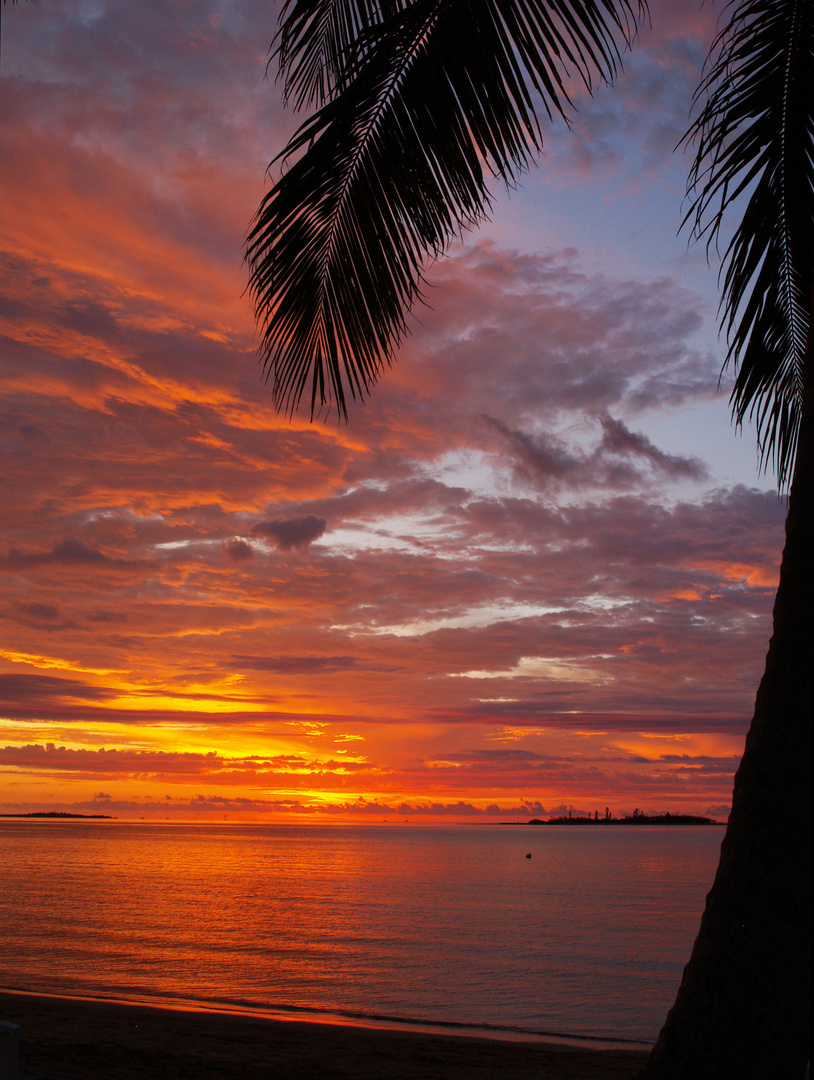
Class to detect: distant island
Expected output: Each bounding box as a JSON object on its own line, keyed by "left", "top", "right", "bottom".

{"left": 0, "top": 812, "right": 114, "bottom": 819}
{"left": 526, "top": 810, "right": 720, "bottom": 826}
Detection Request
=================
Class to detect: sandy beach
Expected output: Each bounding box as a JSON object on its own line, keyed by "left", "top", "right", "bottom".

{"left": 0, "top": 990, "right": 648, "bottom": 1080}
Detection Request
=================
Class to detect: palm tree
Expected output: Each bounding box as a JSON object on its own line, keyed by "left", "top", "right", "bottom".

{"left": 635, "top": 4, "right": 812, "bottom": 1076}
{"left": 246, "top": 0, "right": 812, "bottom": 1075}
{"left": 247, "top": 0, "right": 647, "bottom": 418}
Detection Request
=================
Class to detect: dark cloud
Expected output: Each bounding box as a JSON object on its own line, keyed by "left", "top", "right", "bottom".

{"left": 0, "top": 674, "right": 113, "bottom": 703}
{"left": 56, "top": 300, "right": 120, "bottom": 339}
{"left": 0, "top": 744, "right": 221, "bottom": 773}
{"left": 253, "top": 515, "right": 327, "bottom": 550}
{"left": 14, "top": 602, "right": 60, "bottom": 621}
{"left": 1, "top": 539, "right": 102, "bottom": 568}
{"left": 53, "top": 538, "right": 108, "bottom": 562}
{"left": 0, "top": 744, "right": 316, "bottom": 780}
{"left": 291, "top": 478, "right": 470, "bottom": 529}
{"left": 3, "top": 600, "right": 74, "bottom": 633}
{"left": 224, "top": 538, "right": 254, "bottom": 561}
{"left": 485, "top": 416, "right": 585, "bottom": 483}
{"left": 451, "top": 701, "right": 753, "bottom": 736}
{"left": 0, "top": 538, "right": 146, "bottom": 571}
{"left": 0, "top": 793, "right": 555, "bottom": 818}
{"left": 231, "top": 655, "right": 362, "bottom": 674}
{"left": 0, "top": 0, "right": 781, "bottom": 816}
{"left": 484, "top": 412, "right": 706, "bottom": 491}
{"left": 395, "top": 243, "right": 721, "bottom": 432}
{"left": 598, "top": 413, "right": 706, "bottom": 480}
{"left": 86, "top": 610, "right": 128, "bottom": 623}
{"left": 655, "top": 755, "right": 742, "bottom": 774}
{"left": 443, "top": 748, "right": 554, "bottom": 762}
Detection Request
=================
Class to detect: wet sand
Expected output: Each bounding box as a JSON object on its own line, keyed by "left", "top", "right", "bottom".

{"left": 0, "top": 990, "right": 648, "bottom": 1080}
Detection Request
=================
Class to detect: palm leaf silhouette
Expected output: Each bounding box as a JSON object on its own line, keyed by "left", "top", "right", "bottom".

{"left": 247, "top": 0, "right": 645, "bottom": 418}
{"left": 681, "top": 0, "right": 813, "bottom": 486}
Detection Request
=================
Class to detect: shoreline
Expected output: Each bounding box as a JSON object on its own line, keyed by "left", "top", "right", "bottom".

{"left": 0, "top": 989, "right": 649, "bottom": 1080}
{"left": 0, "top": 986, "right": 649, "bottom": 1050}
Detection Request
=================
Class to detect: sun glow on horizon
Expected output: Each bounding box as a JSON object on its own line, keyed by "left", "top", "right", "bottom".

{"left": 0, "top": 0, "right": 779, "bottom": 824}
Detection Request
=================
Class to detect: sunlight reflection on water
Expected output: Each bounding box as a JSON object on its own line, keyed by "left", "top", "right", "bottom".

{"left": 0, "top": 822, "right": 722, "bottom": 1042}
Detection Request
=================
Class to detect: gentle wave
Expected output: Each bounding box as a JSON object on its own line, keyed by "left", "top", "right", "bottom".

{"left": 0, "top": 822, "right": 722, "bottom": 1043}
{"left": 0, "top": 984, "right": 651, "bottom": 1049}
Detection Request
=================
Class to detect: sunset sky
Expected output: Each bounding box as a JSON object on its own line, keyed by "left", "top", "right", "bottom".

{"left": 0, "top": 0, "right": 787, "bottom": 821}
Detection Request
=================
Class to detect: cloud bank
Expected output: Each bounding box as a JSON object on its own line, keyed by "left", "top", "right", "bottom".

{"left": 0, "top": 0, "right": 783, "bottom": 817}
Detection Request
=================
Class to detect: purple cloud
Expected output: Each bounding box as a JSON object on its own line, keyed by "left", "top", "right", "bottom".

{"left": 483, "top": 412, "right": 706, "bottom": 490}
{"left": 224, "top": 538, "right": 254, "bottom": 561}
{"left": 253, "top": 515, "right": 327, "bottom": 550}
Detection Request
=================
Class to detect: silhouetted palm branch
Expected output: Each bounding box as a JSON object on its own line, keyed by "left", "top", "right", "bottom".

{"left": 681, "top": 0, "right": 813, "bottom": 486}
{"left": 247, "top": 0, "right": 645, "bottom": 418}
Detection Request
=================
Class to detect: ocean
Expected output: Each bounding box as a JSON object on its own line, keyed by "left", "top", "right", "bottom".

{"left": 0, "top": 821, "right": 724, "bottom": 1045}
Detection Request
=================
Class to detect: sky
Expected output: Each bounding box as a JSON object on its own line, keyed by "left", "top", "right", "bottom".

{"left": 0, "top": 0, "right": 787, "bottom": 821}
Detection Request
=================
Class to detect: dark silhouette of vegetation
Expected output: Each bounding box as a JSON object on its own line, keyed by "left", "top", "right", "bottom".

{"left": 247, "top": 0, "right": 645, "bottom": 417}
{"left": 636, "top": 6, "right": 812, "bottom": 1073}
{"left": 245, "top": 0, "right": 812, "bottom": 1076}
{"left": 535, "top": 813, "right": 719, "bottom": 826}
{"left": 0, "top": 812, "right": 114, "bottom": 819}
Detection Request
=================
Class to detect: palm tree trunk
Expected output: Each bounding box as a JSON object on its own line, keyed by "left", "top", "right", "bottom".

{"left": 637, "top": 337, "right": 813, "bottom": 1077}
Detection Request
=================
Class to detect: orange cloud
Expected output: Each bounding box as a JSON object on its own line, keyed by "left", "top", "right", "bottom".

{"left": 0, "top": 1, "right": 783, "bottom": 821}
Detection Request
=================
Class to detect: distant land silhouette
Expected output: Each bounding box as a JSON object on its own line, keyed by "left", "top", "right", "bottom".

{"left": 523, "top": 810, "right": 720, "bottom": 826}
{"left": 0, "top": 812, "right": 114, "bottom": 819}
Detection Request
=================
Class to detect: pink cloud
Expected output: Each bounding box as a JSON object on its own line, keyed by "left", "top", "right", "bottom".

{"left": 0, "top": 0, "right": 782, "bottom": 814}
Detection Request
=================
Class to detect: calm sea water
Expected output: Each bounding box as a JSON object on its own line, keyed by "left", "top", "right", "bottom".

{"left": 0, "top": 821, "right": 724, "bottom": 1043}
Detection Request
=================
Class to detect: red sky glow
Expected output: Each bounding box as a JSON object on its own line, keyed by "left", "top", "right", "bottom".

{"left": 0, "top": 0, "right": 786, "bottom": 821}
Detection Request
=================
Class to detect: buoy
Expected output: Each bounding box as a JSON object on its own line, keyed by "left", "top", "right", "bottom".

{"left": 525, "top": 853, "right": 532, "bottom": 859}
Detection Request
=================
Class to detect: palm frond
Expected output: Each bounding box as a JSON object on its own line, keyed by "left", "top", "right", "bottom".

{"left": 681, "top": 0, "right": 814, "bottom": 487}
{"left": 273, "top": 0, "right": 402, "bottom": 111}
{"left": 248, "top": 0, "right": 646, "bottom": 419}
